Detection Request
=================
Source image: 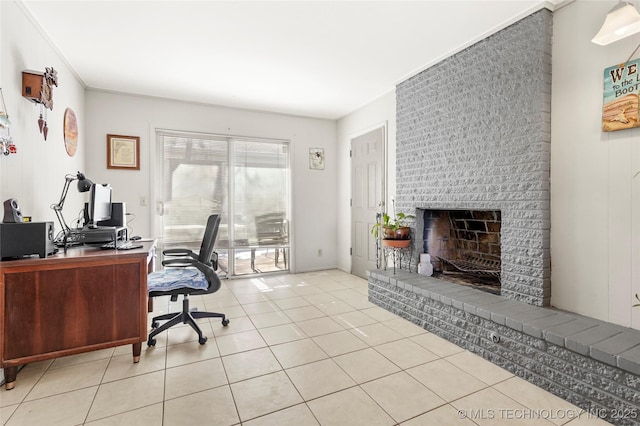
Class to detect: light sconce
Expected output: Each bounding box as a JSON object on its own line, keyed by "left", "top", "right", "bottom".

{"left": 0, "top": 88, "right": 16, "bottom": 156}
{"left": 592, "top": 1, "right": 640, "bottom": 45}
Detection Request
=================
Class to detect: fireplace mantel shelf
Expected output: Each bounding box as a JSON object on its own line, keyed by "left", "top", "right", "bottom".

{"left": 368, "top": 269, "right": 640, "bottom": 377}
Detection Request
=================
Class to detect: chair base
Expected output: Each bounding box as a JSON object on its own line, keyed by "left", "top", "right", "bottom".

{"left": 147, "top": 295, "right": 228, "bottom": 346}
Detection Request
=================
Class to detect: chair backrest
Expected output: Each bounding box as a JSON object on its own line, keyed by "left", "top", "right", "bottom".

{"left": 198, "top": 214, "right": 221, "bottom": 266}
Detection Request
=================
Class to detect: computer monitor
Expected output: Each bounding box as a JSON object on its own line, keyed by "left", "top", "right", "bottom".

{"left": 87, "top": 184, "right": 112, "bottom": 228}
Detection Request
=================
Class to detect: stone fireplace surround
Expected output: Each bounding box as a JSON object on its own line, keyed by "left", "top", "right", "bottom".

{"left": 367, "top": 9, "right": 640, "bottom": 425}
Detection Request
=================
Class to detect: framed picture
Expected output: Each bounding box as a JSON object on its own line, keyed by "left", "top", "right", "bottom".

{"left": 309, "top": 148, "right": 325, "bottom": 170}
{"left": 107, "top": 134, "right": 140, "bottom": 170}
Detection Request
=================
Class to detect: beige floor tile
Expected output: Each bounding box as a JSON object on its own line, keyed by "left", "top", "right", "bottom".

{"left": 243, "top": 300, "right": 281, "bottom": 315}
{"left": 230, "top": 371, "right": 303, "bottom": 422}
{"left": 382, "top": 317, "right": 428, "bottom": 337}
{"left": 0, "top": 370, "right": 43, "bottom": 407}
{"left": 49, "top": 348, "right": 115, "bottom": 370}
{"left": 0, "top": 403, "right": 17, "bottom": 424}
{"left": 349, "top": 322, "right": 404, "bottom": 346}
{"left": 315, "top": 300, "right": 357, "bottom": 315}
{"left": 446, "top": 351, "right": 513, "bottom": 385}
{"left": 216, "top": 329, "right": 268, "bottom": 356}
{"left": 270, "top": 338, "right": 329, "bottom": 369}
{"left": 307, "top": 386, "right": 395, "bottom": 426}
{"left": 222, "top": 347, "right": 282, "bottom": 383}
{"left": 214, "top": 304, "right": 247, "bottom": 318}
{"left": 249, "top": 311, "right": 293, "bottom": 329}
{"left": 361, "top": 306, "right": 401, "bottom": 322}
{"left": 15, "top": 359, "right": 53, "bottom": 375}
{"left": 164, "top": 358, "right": 228, "bottom": 400}
{"left": 334, "top": 310, "right": 379, "bottom": 328}
{"left": 290, "top": 283, "right": 326, "bottom": 296}
{"left": 164, "top": 386, "right": 239, "bottom": 426}
{"left": 296, "top": 316, "right": 345, "bottom": 337}
{"left": 273, "top": 296, "right": 311, "bottom": 310}
{"left": 411, "top": 332, "right": 465, "bottom": 357}
{"left": 211, "top": 315, "right": 255, "bottom": 337}
{"left": 400, "top": 404, "right": 477, "bottom": 425}
{"left": 84, "top": 403, "right": 163, "bottom": 426}
{"left": 312, "top": 281, "right": 349, "bottom": 292}
{"left": 103, "top": 348, "right": 167, "bottom": 383}
{"left": 86, "top": 371, "right": 165, "bottom": 422}
{"left": 234, "top": 292, "right": 270, "bottom": 304}
{"left": 5, "top": 387, "right": 96, "bottom": 426}
{"left": 362, "top": 371, "right": 447, "bottom": 423}
{"left": 452, "top": 387, "right": 556, "bottom": 426}
{"left": 266, "top": 288, "right": 299, "bottom": 300}
{"left": 334, "top": 347, "right": 401, "bottom": 384}
{"left": 25, "top": 358, "right": 109, "bottom": 401}
{"left": 407, "top": 359, "right": 487, "bottom": 402}
{"left": 285, "top": 358, "right": 356, "bottom": 400}
{"left": 303, "top": 293, "right": 341, "bottom": 305}
{"left": 312, "top": 330, "right": 369, "bottom": 356}
{"left": 165, "top": 338, "right": 221, "bottom": 368}
{"left": 258, "top": 323, "right": 308, "bottom": 346}
{"left": 242, "top": 403, "right": 320, "bottom": 426}
{"left": 284, "top": 305, "right": 326, "bottom": 322}
{"left": 374, "top": 338, "right": 440, "bottom": 369}
{"left": 494, "top": 376, "right": 584, "bottom": 426}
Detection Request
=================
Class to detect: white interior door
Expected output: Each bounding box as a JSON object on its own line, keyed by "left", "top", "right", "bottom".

{"left": 351, "top": 126, "right": 385, "bottom": 279}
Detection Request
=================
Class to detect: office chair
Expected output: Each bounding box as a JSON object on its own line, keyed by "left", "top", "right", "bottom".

{"left": 147, "top": 214, "right": 229, "bottom": 346}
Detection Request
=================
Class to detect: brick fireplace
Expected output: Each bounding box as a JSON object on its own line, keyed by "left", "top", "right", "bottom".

{"left": 395, "top": 9, "right": 552, "bottom": 307}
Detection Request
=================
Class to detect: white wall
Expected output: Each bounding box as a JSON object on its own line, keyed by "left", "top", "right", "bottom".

{"left": 0, "top": 1, "right": 86, "bottom": 231}
{"left": 552, "top": 0, "right": 640, "bottom": 329}
{"left": 85, "top": 90, "right": 338, "bottom": 273}
{"left": 336, "top": 90, "right": 396, "bottom": 273}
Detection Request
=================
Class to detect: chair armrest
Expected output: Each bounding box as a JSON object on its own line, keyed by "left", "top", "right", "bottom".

{"left": 162, "top": 258, "right": 198, "bottom": 268}
{"left": 163, "top": 248, "right": 197, "bottom": 258}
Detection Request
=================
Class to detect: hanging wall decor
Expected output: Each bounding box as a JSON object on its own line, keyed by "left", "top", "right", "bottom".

{"left": 63, "top": 108, "right": 78, "bottom": 157}
{"left": 309, "top": 148, "right": 325, "bottom": 170}
{"left": 22, "top": 67, "right": 58, "bottom": 140}
{"left": 601, "top": 59, "right": 640, "bottom": 132}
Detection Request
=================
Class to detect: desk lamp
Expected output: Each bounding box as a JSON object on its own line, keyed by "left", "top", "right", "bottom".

{"left": 51, "top": 171, "right": 93, "bottom": 237}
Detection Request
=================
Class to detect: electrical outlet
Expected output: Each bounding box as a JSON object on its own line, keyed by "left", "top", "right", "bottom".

{"left": 140, "top": 196, "right": 147, "bottom": 206}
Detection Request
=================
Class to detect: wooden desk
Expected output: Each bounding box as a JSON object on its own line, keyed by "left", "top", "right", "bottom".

{"left": 0, "top": 241, "right": 155, "bottom": 390}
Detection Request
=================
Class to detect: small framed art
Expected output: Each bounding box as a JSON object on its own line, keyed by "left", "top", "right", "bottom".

{"left": 309, "top": 148, "right": 325, "bottom": 170}
{"left": 107, "top": 134, "right": 140, "bottom": 170}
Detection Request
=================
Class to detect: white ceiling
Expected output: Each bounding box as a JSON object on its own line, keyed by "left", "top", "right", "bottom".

{"left": 20, "top": 0, "right": 562, "bottom": 120}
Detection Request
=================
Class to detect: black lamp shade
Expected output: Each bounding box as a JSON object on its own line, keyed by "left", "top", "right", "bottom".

{"left": 76, "top": 172, "right": 93, "bottom": 192}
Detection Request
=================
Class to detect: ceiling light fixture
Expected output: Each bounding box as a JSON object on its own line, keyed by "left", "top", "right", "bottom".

{"left": 592, "top": 1, "right": 640, "bottom": 45}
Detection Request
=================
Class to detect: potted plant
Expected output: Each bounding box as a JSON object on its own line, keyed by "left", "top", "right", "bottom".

{"left": 370, "top": 200, "right": 415, "bottom": 244}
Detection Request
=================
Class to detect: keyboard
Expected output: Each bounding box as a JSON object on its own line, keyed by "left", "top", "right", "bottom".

{"left": 100, "top": 240, "right": 143, "bottom": 250}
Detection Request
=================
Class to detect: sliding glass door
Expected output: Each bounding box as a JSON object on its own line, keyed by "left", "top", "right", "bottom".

{"left": 155, "top": 130, "right": 291, "bottom": 276}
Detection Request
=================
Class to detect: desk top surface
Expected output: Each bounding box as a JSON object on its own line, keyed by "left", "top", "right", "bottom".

{"left": 0, "top": 240, "right": 156, "bottom": 268}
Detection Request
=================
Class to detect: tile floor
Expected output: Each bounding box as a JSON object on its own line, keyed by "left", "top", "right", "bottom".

{"left": 0, "top": 269, "right": 613, "bottom": 425}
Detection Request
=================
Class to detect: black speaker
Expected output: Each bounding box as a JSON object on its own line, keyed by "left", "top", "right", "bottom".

{"left": 0, "top": 221, "right": 56, "bottom": 258}
{"left": 3, "top": 198, "right": 24, "bottom": 223}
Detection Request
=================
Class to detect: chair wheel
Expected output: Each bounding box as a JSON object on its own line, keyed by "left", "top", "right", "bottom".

{"left": 151, "top": 321, "right": 159, "bottom": 328}
{"left": 222, "top": 318, "right": 230, "bottom": 326}
{"left": 199, "top": 336, "right": 208, "bottom": 345}
{"left": 147, "top": 338, "right": 156, "bottom": 347}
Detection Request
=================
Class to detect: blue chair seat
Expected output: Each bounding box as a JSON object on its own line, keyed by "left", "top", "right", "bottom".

{"left": 148, "top": 268, "right": 209, "bottom": 293}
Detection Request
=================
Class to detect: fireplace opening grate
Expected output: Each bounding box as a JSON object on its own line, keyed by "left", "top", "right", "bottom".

{"left": 435, "top": 254, "right": 501, "bottom": 279}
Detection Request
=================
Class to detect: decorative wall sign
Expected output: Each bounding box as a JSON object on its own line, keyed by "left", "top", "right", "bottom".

{"left": 602, "top": 59, "right": 640, "bottom": 132}
{"left": 309, "top": 148, "right": 325, "bottom": 170}
{"left": 107, "top": 134, "right": 140, "bottom": 170}
{"left": 63, "top": 108, "right": 78, "bottom": 157}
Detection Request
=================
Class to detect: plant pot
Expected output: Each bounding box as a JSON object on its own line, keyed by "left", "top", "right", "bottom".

{"left": 382, "top": 239, "right": 411, "bottom": 248}
{"left": 394, "top": 226, "right": 411, "bottom": 240}
{"left": 382, "top": 227, "right": 396, "bottom": 240}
